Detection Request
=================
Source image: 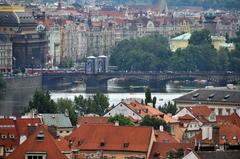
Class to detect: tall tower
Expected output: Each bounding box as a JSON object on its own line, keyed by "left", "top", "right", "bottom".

{"left": 204, "top": 10, "right": 217, "bottom": 36}
{"left": 57, "top": 0, "right": 62, "bottom": 10}
{"left": 159, "top": 0, "right": 168, "bottom": 15}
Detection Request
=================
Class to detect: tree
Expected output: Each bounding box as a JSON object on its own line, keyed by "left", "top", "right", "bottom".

{"left": 152, "top": 96, "right": 157, "bottom": 108}
{"left": 28, "top": 90, "right": 57, "bottom": 113}
{"left": 59, "top": 57, "right": 74, "bottom": 68}
{"left": 92, "top": 92, "right": 109, "bottom": 115}
{"left": 74, "top": 95, "right": 88, "bottom": 115}
{"left": 189, "top": 29, "right": 212, "bottom": 45}
{"left": 110, "top": 33, "right": 171, "bottom": 71}
{"left": 145, "top": 87, "right": 152, "bottom": 105}
{"left": 159, "top": 101, "right": 177, "bottom": 116}
{"left": 74, "top": 92, "right": 109, "bottom": 116}
{"left": 140, "top": 115, "right": 170, "bottom": 132}
{"left": 108, "top": 115, "right": 134, "bottom": 126}
{"left": 56, "top": 98, "right": 77, "bottom": 126}
{"left": 167, "top": 148, "right": 184, "bottom": 159}
{"left": 0, "top": 74, "right": 6, "bottom": 98}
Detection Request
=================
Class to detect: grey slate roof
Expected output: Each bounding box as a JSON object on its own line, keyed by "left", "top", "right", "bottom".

{"left": 174, "top": 88, "right": 240, "bottom": 104}
{"left": 197, "top": 150, "right": 240, "bottom": 159}
{"left": 42, "top": 114, "right": 73, "bottom": 128}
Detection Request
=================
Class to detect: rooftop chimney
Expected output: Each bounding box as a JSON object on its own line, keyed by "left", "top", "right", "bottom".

{"left": 114, "top": 121, "right": 119, "bottom": 126}
{"left": 213, "top": 125, "right": 220, "bottom": 148}
{"left": 159, "top": 125, "right": 164, "bottom": 132}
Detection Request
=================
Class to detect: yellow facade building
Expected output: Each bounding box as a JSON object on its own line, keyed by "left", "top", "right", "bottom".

{"left": 170, "top": 32, "right": 235, "bottom": 52}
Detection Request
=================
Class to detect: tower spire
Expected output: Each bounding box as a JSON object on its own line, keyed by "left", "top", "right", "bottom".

{"left": 159, "top": 0, "right": 168, "bottom": 15}
{"left": 57, "top": 0, "right": 62, "bottom": 10}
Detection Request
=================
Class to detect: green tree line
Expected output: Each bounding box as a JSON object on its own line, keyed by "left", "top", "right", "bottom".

{"left": 27, "top": 90, "right": 109, "bottom": 125}
{"left": 110, "top": 30, "right": 240, "bottom": 72}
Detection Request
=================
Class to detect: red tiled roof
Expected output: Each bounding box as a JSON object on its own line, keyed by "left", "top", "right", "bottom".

{"left": 15, "top": 118, "right": 42, "bottom": 136}
{"left": 77, "top": 117, "right": 110, "bottom": 126}
{"left": 188, "top": 106, "right": 212, "bottom": 118}
{"left": 219, "top": 122, "right": 240, "bottom": 145}
{"left": 127, "top": 101, "right": 178, "bottom": 123}
{"left": 55, "top": 136, "right": 71, "bottom": 152}
{"left": 154, "top": 130, "right": 179, "bottom": 143}
{"left": 190, "top": 122, "right": 240, "bottom": 145}
{"left": 6, "top": 125, "right": 68, "bottom": 159}
{"left": 69, "top": 124, "right": 153, "bottom": 152}
{"left": 149, "top": 142, "right": 194, "bottom": 159}
{"left": 179, "top": 114, "right": 195, "bottom": 120}
{"left": 217, "top": 113, "right": 240, "bottom": 128}
{"left": 0, "top": 118, "right": 19, "bottom": 147}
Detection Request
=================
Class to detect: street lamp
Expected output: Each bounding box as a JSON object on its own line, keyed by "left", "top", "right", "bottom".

{"left": 31, "top": 56, "right": 34, "bottom": 75}
{"left": 12, "top": 57, "right": 16, "bottom": 74}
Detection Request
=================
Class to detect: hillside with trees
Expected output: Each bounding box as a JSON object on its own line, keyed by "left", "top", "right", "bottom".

{"left": 110, "top": 29, "right": 240, "bottom": 72}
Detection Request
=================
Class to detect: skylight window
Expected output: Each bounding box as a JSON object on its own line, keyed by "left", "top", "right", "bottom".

{"left": 224, "top": 94, "right": 230, "bottom": 100}
{"left": 192, "top": 93, "right": 200, "bottom": 100}
{"left": 208, "top": 93, "right": 215, "bottom": 100}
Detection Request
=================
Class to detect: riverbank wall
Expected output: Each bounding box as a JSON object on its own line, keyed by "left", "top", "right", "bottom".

{"left": 0, "top": 76, "right": 42, "bottom": 117}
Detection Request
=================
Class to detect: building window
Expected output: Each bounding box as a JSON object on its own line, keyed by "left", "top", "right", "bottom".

{"left": 1, "top": 135, "right": 7, "bottom": 139}
{"left": 25, "top": 153, "right": 46, "bottom": 159}
{"left": 9, "top": 134, "right": 15, "bottom": 139}
{"left": 218, "top": 109, "right": 223, "bottom": 115}
{"left": 226, "top": 109, "right": 230, "bottom": 115}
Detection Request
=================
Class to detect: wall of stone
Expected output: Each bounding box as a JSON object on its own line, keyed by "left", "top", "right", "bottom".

{"left": 0, "top": 76, "right": 42, "bottom": 117}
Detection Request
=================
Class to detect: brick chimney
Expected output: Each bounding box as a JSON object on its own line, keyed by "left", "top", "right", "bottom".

{"left": 213, "top": 125, "right": 220, "bottom": 148}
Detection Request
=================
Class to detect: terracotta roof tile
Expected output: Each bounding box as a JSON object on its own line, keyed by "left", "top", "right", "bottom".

{"left": 55, "top": 136, "right": 71, "bottom": 152}
{"left": 149, "top": 142, "right": 194, "bottom": 159}
{"left": 69, "top": 124, "right": 153, "bottom": 152}
{"left": 217, "top": 113, "right": 240, "bottom": 128}
{"left": 188, "top": 106, "right": 212, "bottom": 118}
{"left": 6, "top": 125, "right": 68, "bottom": 159}
{"left": 154, "top": 130, "right": 179, "bottom": 143}
{"left": 0, "top": 118, "right": 19, "bottom": 147}
{"left": 77, "top": 117, "right": 110, "bottom": 126}
{"left": 15, "top": 118, "right": 42, "bottom": 135}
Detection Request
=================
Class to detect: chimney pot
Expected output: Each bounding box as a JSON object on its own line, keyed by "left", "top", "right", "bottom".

{"left": 114, "top": 121, "right": 119, "bottom": 126}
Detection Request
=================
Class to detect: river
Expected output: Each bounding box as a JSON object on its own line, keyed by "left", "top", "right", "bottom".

{"left": 50, "top": 81, "right": 205, "bottom": 107}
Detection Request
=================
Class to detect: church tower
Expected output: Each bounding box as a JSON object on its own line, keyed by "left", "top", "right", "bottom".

{"left": 159, "top": 0, "right": 168, "bottom": 15}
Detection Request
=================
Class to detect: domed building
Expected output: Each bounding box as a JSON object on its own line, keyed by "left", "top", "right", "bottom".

{"left": 0, "top": 2, "right": 48, "bottom": 70}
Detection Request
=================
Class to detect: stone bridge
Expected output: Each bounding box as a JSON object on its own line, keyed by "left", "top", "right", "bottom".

{"left": 42, "top": 72, "right": 240, "bottom": 92}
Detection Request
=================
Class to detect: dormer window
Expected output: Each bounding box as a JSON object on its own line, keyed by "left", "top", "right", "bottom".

{"left": 1, "top": 134, "right": 7, "bottom": 139}
{"left": 208, "top": 93, "right": 215, "bottom": 100}
{"left": 100, "top": 142, "right": 105, "bottom": 147}
{"left": 223, "top": 94, "right": 230, "bottom": 100}
{"left": 192, "top": 93, "right": 199, "bottom": 100}
{"left": 123, "top": 143, "right": 129, "bottom": 148}
{"left": 9, "top": 134, "right": 15, "bottom": 139}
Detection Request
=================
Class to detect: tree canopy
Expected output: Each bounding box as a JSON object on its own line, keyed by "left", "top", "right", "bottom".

{"left": 189, "top": 29, "right": 212, "bottom": 45}
{"left": 28, "top": 90, "right": 57, "bottom": 114}
{"left": 74, "top": 92, "right": 109, "bottom": 116}
{"left": 27, "top": 90, "right": 109, "bottom": 125}
{"left": 140, "top": 115, "right": 170, "bottom": 132}
{"left": 108, "top": 114, "right": 134, "bottom": 126}
{"left": 110, "top": 33, "right": 172, "bottom": 71}
{"left": 159, "top": 101, "right": 177, "bottom": 116}
{"left": 110, "top": 30, "right": 240, "bottom": 72}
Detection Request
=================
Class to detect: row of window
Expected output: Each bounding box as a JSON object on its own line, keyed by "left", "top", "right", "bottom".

{"left": 1, "top": 134, "right": 15, "bottom": 139}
